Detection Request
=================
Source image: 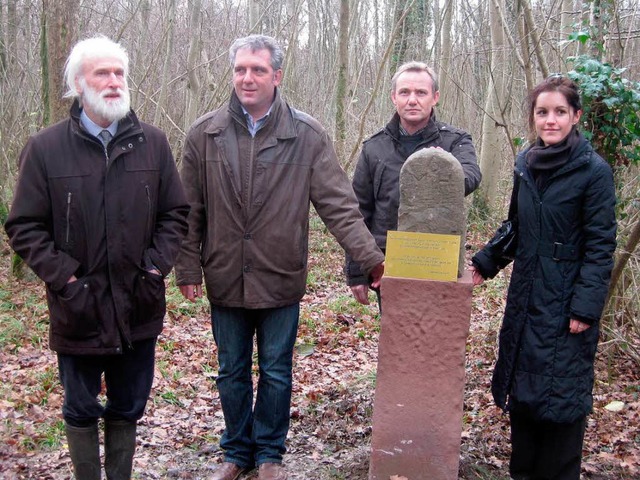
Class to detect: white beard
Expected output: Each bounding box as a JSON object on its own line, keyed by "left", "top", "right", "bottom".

{"left": 80, "top": 80, "right": 131, "bottom": 124}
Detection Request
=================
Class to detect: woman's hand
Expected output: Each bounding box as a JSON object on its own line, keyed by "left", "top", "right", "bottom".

{"left": 569, "top": 318, "right": 591, "bottom": 334}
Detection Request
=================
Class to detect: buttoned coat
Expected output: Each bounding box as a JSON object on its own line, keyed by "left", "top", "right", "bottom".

{"left": 472, "top": 136, "right": 617, "bottom": 423}
{"left": 5, "top": 101, "right": 189, "bottom": 355}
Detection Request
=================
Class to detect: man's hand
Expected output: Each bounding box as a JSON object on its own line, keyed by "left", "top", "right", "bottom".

{"left": 369, "top": 262, "right": 384, "bottom": 288}
{"left": 179, "top": 284, "right": 203, "bottom": 302}
{"left": 350, "top": 285, "right": 371, "bottom": 305}
{"left": 569, "top": 319, "right": 591, "bottom": 334}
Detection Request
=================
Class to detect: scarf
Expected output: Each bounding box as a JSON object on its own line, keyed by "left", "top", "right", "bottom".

{"left": 526, "top": 127, "right": 581, "bottom": 190}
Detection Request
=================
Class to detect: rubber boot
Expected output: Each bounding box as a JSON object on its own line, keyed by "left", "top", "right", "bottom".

{"left": 104, "top": 419, "right": 137, "bottom": 480}
{"left": 65, "top": 422, "right": 101, "bottom": 480}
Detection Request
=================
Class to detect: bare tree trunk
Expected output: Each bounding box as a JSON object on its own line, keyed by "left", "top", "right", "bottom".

{"left": 42, "top": 0, "right": 77, "bottom": 126}
{"left": 373, "top": 0, "right": 380, "bottom": 52}
{"left": 520, "top": 0, "right": 549, "bottom": 78}
{"left": 560, "top": 0, "right": 577, "bottom": 58}
{"left": 390, "top": 0, "right": 409, "bottom": 75}
{"left": 432, "top": 0, "right": 440, "bottom": 62}
{"left": 249, "top": 0, "right": 260, "bottom": 30}
{"left": 474, "top": 0, "right": 509, "bottom": 213}
{"left": 438, "top": 0, "right": 453, "bottom": 98}
{"left": 0, "top": 0, "right": 17, "bottom": 77}
{"left": 0, "top": 1, "right": 6, "bottom": 76}
{"left": 184, "top": 0, "right": 202, "bottom": 131}
{"left": 153, "top": 0, "right": 176, "bottom": 126}
{"left": 334, "top": 0, "right": 349, "bottom": 160}
{"left": 282, "top": 0, "right": 302, "bottom": 96}
{"left": 607, "top": 216, "right": 640, "bottom": 306}
{"left": 7, "top": 0, "right": 17, "bottom": 67}
{"left": 519, "top": 11, "right": 535, "bottom": 92}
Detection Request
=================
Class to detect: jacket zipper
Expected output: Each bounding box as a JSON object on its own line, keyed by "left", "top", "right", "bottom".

{"left": 65, "top": 192, "right": 72, "bottom": 244}
{"left": 145, "top": 185, "right": 152, "bottom": 244}
{"left": 245, "top": 136, "right": 256, "bottom": 215}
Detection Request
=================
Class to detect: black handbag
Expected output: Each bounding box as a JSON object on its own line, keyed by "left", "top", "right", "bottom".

{"left": 487, "top": 219, "right": 518, "bottom": 261}
{"left": 489, "top": 172, "right": 520, "bottom": 262}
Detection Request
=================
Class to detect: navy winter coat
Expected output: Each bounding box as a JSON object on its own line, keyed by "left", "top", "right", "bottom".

{"left": 473, "top": 135, "right": 616, "bottom": 423}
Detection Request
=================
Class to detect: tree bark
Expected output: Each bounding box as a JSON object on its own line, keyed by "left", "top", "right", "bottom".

{"left": 153, "top": 0, "right": 176, "bottom": 126}
{"left": 474, "top": 0, "right": 510, "bottom": 213}
{"left": 184, "top": 0, "right": 203, "bottom": 131}
{"left": 607, "top": 215, "right": 640, "bottom": 307}
{"left": 42, "top": 0, "right": 77, "bottom": 126}
{"left": 438, "top": 0, "right": 454, "bottom": 99}
{"left": 520, "top": 0, "right": 549, "bottom": 78}
{"left": 334, "top": 0, "right": 349, "bottom": 161}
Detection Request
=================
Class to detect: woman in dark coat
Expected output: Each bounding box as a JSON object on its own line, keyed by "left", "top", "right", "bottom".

{"left": 470, "top": 75, "right": 617, "bottom": 479}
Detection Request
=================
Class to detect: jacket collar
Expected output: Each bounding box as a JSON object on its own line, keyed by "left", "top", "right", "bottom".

{"left": 205, "top": 88, "right": 297, "bottom": 140}
{"left": 70, "top": 99, "right": 141, "bottom": 140}
{"left": 384, "top": 111, "right": 440, "bottom": 142}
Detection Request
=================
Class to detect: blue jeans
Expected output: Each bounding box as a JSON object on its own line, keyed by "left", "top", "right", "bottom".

{"left": 57, "top": 338, "right": 156, "bottom": 427}
{"left": 211, "top": 303, "right": 299, "bottom": 468}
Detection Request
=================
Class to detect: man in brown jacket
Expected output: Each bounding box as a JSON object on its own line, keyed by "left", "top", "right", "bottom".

{"left": 4, "top": 36, "right": 189, "bottom": 479}
{"left": 175, "top": 34, "right": 384, "bottom": 480}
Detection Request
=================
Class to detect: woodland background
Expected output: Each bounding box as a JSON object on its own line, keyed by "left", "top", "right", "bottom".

{"left": 0, "top": 0, "right": 639, "bottom": 478}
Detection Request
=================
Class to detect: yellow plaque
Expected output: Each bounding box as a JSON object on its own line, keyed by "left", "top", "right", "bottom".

{"left": 385, "top": 231, "right": 460, "bottom": 282}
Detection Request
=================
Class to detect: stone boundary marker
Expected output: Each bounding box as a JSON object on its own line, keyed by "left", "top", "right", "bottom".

{"left": 369, "top": 274, "right": 473, "bottom": 479}
{"left": 398, "top": 148, "right": 466, "bottom": 278}
{"left": 369, "top": 147, "right": 473, "bottom": 479}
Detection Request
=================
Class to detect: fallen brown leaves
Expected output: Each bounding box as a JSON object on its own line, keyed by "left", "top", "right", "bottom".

{"left": 0, "top": 225, "right": 638, "bottom": 479}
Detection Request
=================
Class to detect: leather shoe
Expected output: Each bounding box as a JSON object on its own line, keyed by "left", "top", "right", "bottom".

{"left": 258, "top": 463, "right": 287, "bottom": 480}
{"left": 210, "top": 461, "right": 246, "bottom": 480}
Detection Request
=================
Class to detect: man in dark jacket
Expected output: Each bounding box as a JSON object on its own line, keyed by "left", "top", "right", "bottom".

{"left": 4, "top": 36, "right": 189, "bottom": 479}
{"left": 175, "top": 34, "right": 384, "bottom": 480}
{"left": 345, "top": 61, "right": 481, "bottom": 304}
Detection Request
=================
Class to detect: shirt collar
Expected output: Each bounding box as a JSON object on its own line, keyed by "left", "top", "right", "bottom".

{"left": 241, "top": 103, "right": 273, "bottom": 137}
{"left": 398, "top": 122, "right": 429, "bottom": 137}
{"left": 80, "top": 109, "right": 118, "bottom": 139}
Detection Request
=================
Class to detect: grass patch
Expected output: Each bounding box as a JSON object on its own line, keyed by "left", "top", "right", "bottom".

{"left": 16, "top": 419, "right": 65, "bottom": 451}
{"left": 158, "top": 389, "right": 184, "bottom": 407}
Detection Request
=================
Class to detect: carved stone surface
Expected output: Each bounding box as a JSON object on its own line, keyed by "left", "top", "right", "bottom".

{"left": 398, "top": 147, "right": 466, "bottom": 277}
{"left": 369, "top": 273, "right": 473, "bottom": 480}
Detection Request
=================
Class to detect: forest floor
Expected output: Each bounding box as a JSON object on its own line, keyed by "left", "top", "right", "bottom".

{"left": 0, "top": 216, "right": 638, "bottom": 480}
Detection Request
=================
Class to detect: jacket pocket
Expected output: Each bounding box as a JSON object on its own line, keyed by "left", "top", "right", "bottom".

{"left": 132, "top": 269, "right": 166, "bottom": 327}
{"left": 373, "top": 163, "right": 387, "bottom": 200}
{"left": 48, "top": 278, "right": 100, "bottom": 339}
{"left": 49, "top": 173, "right": 90, "bottom": 256}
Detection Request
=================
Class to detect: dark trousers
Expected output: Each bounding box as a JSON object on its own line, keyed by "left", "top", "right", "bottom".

{"left": 211, "top": 303, "right": 300, "bottom": 468}
{"left": 509, "top": 411, "right": 587, "bottom": 480}
{"left": 57, "top": 338, "right": 156, "bottom": 427}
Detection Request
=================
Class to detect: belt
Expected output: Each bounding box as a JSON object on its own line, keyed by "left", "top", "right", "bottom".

{"left": 537, "top": 242, "right": 580, "bottom": 261}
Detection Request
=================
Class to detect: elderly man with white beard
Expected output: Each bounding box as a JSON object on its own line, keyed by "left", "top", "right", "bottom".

{"left": 4, "top": 36, "right": 189, "bottom": 479}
